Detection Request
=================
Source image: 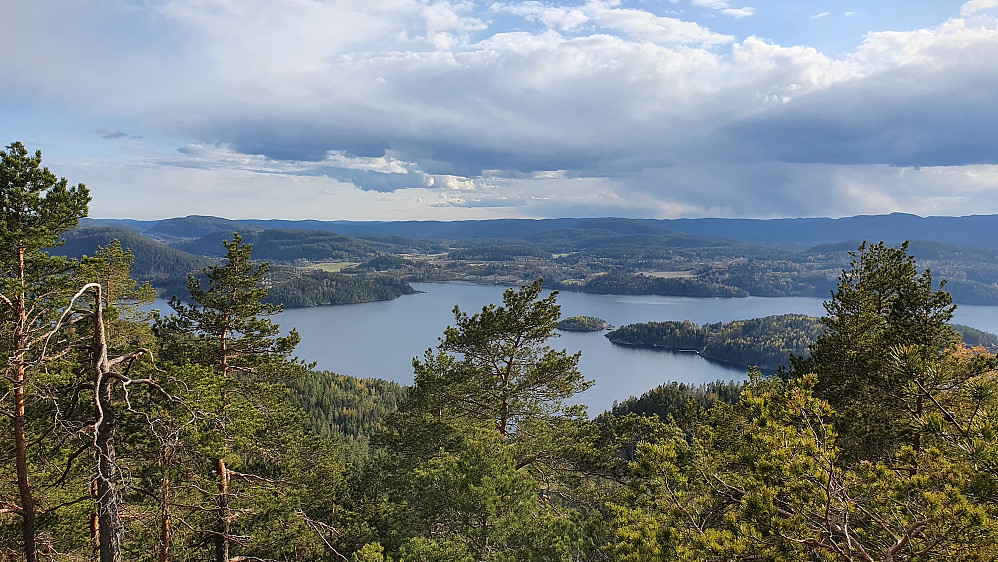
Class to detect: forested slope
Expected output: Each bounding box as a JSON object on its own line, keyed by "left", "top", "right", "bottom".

{"left": 55, "top": 225, "right": 213, "bottom": 281}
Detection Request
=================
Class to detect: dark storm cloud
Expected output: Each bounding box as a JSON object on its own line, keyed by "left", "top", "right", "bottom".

{"left": 719, "top": 55, "right": 998, "bottom": 167}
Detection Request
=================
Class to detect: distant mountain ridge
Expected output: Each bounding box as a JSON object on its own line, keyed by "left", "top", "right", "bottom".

{"left": 84, "top": 213, "right": 998, "bottom": 248}
{"left": 661, "top": 213, "right": 998, "bottom": 248}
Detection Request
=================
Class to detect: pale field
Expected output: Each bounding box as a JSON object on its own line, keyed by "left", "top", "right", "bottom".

{"left": 306, "top": 261, "right": 361, "bottom": 272}
{"left": 639, "top": 270, "right": 697, "bottom": 279}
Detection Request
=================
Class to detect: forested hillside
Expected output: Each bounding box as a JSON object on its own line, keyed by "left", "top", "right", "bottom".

{"left": 603, "top": 379, "right": 745, "bottom": 422}
{"left": 285, "top": 371, "right": 406, "bottom": 462}
{"left": 83, "top": 214, "right": 998, "bottom": 304}
{"left": 550, "top": 273, "right": 750, "bottom": 298}
{"left": 56, "top": 225, "right": 213, "bottom": 282}
{"left": 54, "top": 227, "right": 420, "bottom": 309}
{"left": 175, "top": 228, "right": 386, "bottom": 262}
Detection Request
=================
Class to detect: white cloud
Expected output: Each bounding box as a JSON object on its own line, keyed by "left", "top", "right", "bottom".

{"left": 962, "top": 0, "right": 998, "bottom": 16}
{"left": 591, "top": 7, "right": 733, "bottom": 45}
{"left": 690, "top": 0, "right": 756, "bottom": 18}
{"left": 721, "top": 7, "right": 755, "bottom": 18}
{"left": 489, "top": 2, "right": 590, "bottom": 32}
{"left": 810, "top": 12, "right": 830, "bottom": 19}
{"left": 490, "top": 1, "right": 732, "bottom": 44}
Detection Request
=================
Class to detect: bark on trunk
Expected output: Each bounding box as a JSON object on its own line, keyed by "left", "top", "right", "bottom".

{"left": 91, "top": 480, "right": 100, "bottom": 553}
{"left": 214, "top": 458, "right": 230, "bottom": 562}
{"left": 13, "top": 248, "right": 37, "bottom": 562}
{"left": 93, "top": 290, "right": 122, "bottom": 562}
{"left": 14, "top": 368, "right": 36, "bottom": 562}
{"left": 214, "top": 294, "right": 234, "bottom": 562}
{"left": 158, "top": 454, "right": 171, "bottom": 562}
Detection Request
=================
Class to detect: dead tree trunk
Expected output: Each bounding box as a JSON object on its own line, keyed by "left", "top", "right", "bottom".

{"left": 88, "top": 284, "right": 122, "bottom": 562}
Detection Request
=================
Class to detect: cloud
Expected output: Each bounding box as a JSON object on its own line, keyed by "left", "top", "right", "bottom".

{"left": 171, "top": 144, "right": 434, "bottom": 192}
{"left": 488, "top": 2, "right": 591, "bottom": 32}
{"left": 721, "top": 7, "right": 755, "bottom": 19}
{"left": 810, "top": 12, "right": 830, "bottom": 19}
{"left": 97, "top": 128, "right": 127, "bottom": 139}
{"left": 962, "top": 0, "right": 998, "bottom": 16}
{"left": 690, "top": 0, "right": 755, "bottom": 18}
{"left": 490, "top": 1, "right": 732, "bottom": 44}
{"left": 590, "top": 7, "right": 733, "bottom": 45}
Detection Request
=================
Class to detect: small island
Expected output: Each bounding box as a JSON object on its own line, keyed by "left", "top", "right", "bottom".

{"left": 557, "top": 315, "right": 613, "bottom": 332}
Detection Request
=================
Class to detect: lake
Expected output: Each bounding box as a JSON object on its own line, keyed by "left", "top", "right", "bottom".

{"left": 149, "top": 283, "right": 998, "bottom": 415}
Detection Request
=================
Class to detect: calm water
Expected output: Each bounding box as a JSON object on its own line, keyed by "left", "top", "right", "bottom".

{"left": 149, "top": 283, "right": 998, "bottom": 415}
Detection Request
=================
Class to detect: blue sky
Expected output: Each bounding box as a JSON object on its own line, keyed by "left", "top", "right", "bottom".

{"left": 3, "top": 0, "right": 998, "bottom": 220}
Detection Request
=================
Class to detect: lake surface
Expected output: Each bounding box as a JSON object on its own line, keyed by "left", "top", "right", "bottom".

{"left": 149, "top": 283, "right": 998, "bottom": 415}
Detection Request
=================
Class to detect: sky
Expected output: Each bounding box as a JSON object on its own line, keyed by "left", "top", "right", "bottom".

{"left": 3, "top": 0, "right": 998, "bottom": 221}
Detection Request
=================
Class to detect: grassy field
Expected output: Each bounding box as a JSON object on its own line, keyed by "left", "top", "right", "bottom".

{"left": 306, "top": 261, "right": 361, "bottom": 272}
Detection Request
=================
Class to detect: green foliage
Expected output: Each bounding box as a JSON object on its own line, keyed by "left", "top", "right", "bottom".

{"left": 700, "top": 257, "right": 839, "bottom": 297}
{"left": 607, "top": 320, "right": 709, "bottom": 349}
{"left": 10, "top": 178, "right": 998, "bottom": 561}
{"left": 161, "top": 233, "right": 305, "bottom": 375}
{"left": 447, "top": 241, "right": 553, "bottom": 261}
{"left": 153, "top": 233, "right": 332, "bottom": 560}
{"left": 285, "top": 371, "right": 406, "bottom": 462}
{"left": 610, "top": 374, "right": 998, "bottom": 561}
{"left": 795, "top": 241, "right": 959, "bottom": 460}
{"left": 608, "top": 314, "right": 823, "bottom": 372}
{"left": 0, "top": 141, "right": 90, "bottom": 561}
{"left": 604, "top": 380, "right": 744, "bottom": 421}
{"left": 556, "top": 315, "right": 611, "bottom": 332}
{"left": 56, "top": 225, "right": 213, "bottom": 286}
{"left": 360, "top": 281, "right": 605, "bottom": 561}
{"left": 0, "top": 142, "right": 91, "bottom": 261}
{"left": 264, "top": 269, "right": 416, "bottom": 307}
{"left": 408, "top": 279, "right": 591, "bottom": 437}
{"left": 953, "top": 323, "right": 998, "bottom": 351}
{"left": 356, "top": 253, "right": 418, "bottom": 271}
{"left": 605, "top": 242, "right": 998, "bottom": 561}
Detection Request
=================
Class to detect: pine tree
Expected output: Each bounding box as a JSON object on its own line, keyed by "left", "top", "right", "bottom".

{"left": 0, "top": 141, "right": 89, "bottom": 561}
{"left": 371, "top": 280, "right": 596, "bottom": 560}
{"left": 157, "top": 233, "right": 308, "bottom": 561}
{"left": 794, "top": 241, "right": 958, "bottom": 461}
